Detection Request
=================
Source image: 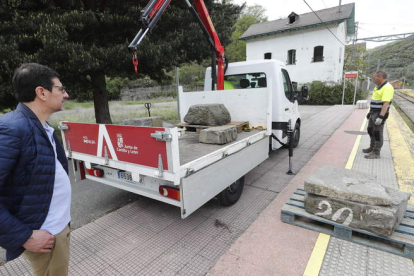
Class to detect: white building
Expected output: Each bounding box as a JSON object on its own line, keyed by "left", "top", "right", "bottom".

{"left": 239, "top": 3, "right": 356, "bottom": 84}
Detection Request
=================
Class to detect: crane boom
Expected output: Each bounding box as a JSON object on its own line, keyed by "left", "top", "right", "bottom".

{"left": 128, "top": 0, "right": 225, "bottom": 90}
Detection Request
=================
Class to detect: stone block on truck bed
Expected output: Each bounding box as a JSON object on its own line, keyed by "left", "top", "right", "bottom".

{"left": 184, "top": 104, "right": 231, "bottom": 126}
{"left": 199, "top": 125, "right": 237, "bottom": 145}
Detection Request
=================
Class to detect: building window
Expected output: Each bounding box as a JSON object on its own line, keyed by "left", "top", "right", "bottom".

{"left": 313, "top": 46, "right": 324, "bottom": 62}
{"left": 264, "top": 52, "right": 272, "bottom": 60}
{"left": 288, "top": 12, "right": 299, "bottom": 24}
{"left": 287, "top": 49, "right": 296, "bottom": 65}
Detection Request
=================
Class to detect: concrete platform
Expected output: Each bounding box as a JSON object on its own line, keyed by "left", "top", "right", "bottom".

{"left": 208, "top": 106, "right": 414, "bottom": 276}
{"left": 1, "top": 104, "right": 413, "bottom": 276}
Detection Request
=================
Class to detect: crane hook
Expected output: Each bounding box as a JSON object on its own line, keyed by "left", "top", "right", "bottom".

{"left": 132, "top": 52, "right": 139, "bottom": 74}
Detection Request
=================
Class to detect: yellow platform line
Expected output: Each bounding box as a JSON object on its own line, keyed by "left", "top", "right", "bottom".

{"left": 387, "top": 107, "right": 414, "bottom": 269}
{"left": 387, "top": 107, "right": 414, "bottom": 204}
{"left": 303, "top": 115, "right": 367, "bottom": 276}
{"left": 346, "top": 117, "right": 368, "bottom": 169}
{"left": 303, "top": 233, "right": 330, "bottom": 276}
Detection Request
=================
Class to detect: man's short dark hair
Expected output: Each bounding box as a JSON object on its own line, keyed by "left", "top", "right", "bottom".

{"left": 12, "top": 63, "right": 60, "bottom": 102}
{"left": 375, "top": 71, "right": 387, "bottom": 80}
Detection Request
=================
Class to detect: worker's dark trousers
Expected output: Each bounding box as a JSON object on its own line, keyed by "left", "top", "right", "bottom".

{"left": 367, "top": 111, "right": 385, "bottom": 153}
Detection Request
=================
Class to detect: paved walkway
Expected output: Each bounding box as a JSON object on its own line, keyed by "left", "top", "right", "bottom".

{"left": 1, "top": 104, "right": 414, "bottom": 276}
{"left": 208, "top": 106, "right": 414, "bottom": 276}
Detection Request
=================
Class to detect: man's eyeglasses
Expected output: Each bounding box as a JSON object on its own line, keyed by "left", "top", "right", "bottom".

{"left": 53, "top": 85, "right": 67, "bottom": 94}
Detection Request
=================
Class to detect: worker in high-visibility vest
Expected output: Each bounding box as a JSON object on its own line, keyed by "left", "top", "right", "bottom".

{"left": 224, "top": 80, "right": 235, "bottom": 90}
{"left": 363, "top": 71, "right": 394, "bottom": 159}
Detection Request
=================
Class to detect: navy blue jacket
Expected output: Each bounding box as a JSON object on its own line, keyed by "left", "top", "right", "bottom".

{"left": 0, "top": 103, "right": 68, "bottom": 261}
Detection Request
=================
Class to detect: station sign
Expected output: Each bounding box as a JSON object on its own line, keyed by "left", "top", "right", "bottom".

{"left": 344, "top": 71, "right": 358, "bottom": 79}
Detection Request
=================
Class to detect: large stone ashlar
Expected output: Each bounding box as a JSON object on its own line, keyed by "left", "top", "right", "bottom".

{"left": 184, "top": 104, "right": 231, "bottom": 126}
{"left": 304, "top": 166, "right": 410, "bottom": 236}
{"left": 199, "top": 125, "right": 238, "bottom": 145}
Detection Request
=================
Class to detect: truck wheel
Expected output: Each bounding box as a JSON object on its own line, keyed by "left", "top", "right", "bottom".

{"left": 219, "top": 176, "right": 245, "bottom": 206}
{"left": 291, "top": 122, "right": 300, "bottom": 148}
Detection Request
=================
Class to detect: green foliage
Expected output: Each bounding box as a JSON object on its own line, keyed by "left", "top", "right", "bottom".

{"left": 226, "top": 4, "right": 267, "bottom": 62}
{"left": 303, "top": 81, "right": 366, "bottom": 105}
{"left": 344, "top": 43, "right": 368, "bottom": 80}
{"left": 0, "top": 0, "right": 242, "bottom": 111}
{"left": 105, "top": 77, "right": 129, "bottom": 100}
{"left": 366, "top": 35, "right": 414, "bottom": 85}
{"left": 178, "top": 61, "right": 205, "bottom": 84}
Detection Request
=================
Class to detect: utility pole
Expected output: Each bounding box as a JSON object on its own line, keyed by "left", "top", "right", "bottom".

{"left": 338, "top": 0, "right": 342, "bottom": 13}
{"left": 376, "top": 59, "right": 380, "bottom": 71}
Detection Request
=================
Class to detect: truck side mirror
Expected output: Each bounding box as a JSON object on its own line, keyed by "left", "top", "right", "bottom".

{"left": 295, "top": 86, "right": 309, "bottom": 102}
{"left": 301, "top": 86, "right": 309, "bottom": 98}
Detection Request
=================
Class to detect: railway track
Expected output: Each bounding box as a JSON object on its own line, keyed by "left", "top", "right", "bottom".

{"left": 394, "top": 91, "right": 414, "bottom": 125}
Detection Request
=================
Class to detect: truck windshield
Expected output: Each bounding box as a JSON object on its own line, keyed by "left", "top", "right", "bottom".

{"left": 224, "top": 73, "right": 267, "bottom": 89}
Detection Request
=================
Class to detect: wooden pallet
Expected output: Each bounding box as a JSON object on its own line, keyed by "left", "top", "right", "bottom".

{"left": 177, "top": 121, "right": 249, "bottom": 133}
{"left": 281, "top": 187, "right": 414, "bottom": 259}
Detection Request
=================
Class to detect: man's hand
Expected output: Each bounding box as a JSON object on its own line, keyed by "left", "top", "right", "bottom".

{"left": 22, "top": 230, "right": 55, "bottom": 253}
{"left": 375, "top": 115, "right": 384, "bottom": 126}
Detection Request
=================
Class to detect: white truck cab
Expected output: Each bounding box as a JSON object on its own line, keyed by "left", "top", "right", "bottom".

{"left": 204, "top": 59, "right": 304, "bottom": 150}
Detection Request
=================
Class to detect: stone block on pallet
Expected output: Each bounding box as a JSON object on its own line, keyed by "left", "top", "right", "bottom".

{"left": 304, "top": 166, "right": 410, "bottom": 236}
{"left": 304, "top": 165, "right": 394, "bottom": 206}
{"left": 199, "top": 125, "right": 237, "bottom": 145}
{"left": 304, "top": 192, "right": 409, "bottom": 236}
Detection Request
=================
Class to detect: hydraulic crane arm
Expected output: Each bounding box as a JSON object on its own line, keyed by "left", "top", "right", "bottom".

{"left": 128, "top": 0, "right": 225, "bottom": 90}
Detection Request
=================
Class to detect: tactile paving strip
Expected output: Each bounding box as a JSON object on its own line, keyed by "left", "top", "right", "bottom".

{"left": 320, "top": 237, "right": 414, "bottom": 276}
{"left": 320, "top": 117, "right": 414, "bottom": 275}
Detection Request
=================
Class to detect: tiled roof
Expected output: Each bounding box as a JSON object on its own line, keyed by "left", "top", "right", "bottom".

{"left": 239, "top": 3, "right": 355, "bottom": 41}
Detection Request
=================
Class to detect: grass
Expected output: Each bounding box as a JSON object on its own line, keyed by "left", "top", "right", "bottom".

{"left": 48, "top": 100, "right": 178, "bottom": 129}
{"left": 64, "top": 102, "right": 95, "bottom": 110}
{"left": 121, "top": 98, "right": 176, "bottom": 105}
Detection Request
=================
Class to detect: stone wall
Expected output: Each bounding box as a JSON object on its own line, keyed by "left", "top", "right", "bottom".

{"left": 120, "top": 84, "right": 204, "bottom": 101}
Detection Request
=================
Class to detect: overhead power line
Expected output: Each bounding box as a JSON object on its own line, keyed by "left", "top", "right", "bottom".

{"left": 357, "top": 32, "right": 414, "bottom": 42}
{"left": 303, "top": 0, "right": 345, "bottom": 46}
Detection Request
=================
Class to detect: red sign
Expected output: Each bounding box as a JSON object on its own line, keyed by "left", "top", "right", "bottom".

{"left": 345, "top": 72, "right": 358, "bottom": 79}
{"left": 62, "top": 123, "right": 169, "bottom": 170}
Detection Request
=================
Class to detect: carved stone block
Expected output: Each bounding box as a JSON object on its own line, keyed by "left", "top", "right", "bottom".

{"left": 199, "top": 125, "right": 237, "bottom": 145}
{"left": 184, "top": 104, "right": 231, "bottom": 126}
{"left": 305, "top": 192, "right": 408, "bottom": 237}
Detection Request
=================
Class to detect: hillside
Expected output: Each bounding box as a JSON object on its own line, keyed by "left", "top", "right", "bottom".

{"left": 367, "top": 35, "right": 414, "bottom": 85}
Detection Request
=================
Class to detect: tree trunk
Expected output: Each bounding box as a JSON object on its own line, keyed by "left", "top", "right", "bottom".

{"left": 90, "top": 71, "right": 112, "bottom": 124}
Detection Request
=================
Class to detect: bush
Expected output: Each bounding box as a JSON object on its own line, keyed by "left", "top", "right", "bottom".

{"left": 106, "top": 77, "right": 130, "bottom": 100}
{"left": 302, "top": 81, "right": 366, "bottom": 105}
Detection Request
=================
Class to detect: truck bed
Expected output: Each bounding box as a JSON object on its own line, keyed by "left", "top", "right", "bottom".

{"left": 178, "top": 130, "right": 264, "bottom": 165}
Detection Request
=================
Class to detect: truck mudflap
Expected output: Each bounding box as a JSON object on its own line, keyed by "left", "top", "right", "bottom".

{"left": 59, "top": 122, "right": 180, "bottom": 183}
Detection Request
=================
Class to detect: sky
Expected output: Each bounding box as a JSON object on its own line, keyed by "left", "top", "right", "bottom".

{"left": 231, "top": 0, "right": 414, "bottom": 49}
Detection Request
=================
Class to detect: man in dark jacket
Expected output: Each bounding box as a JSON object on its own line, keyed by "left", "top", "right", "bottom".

{"left": 0, "top": 63, "right": 71, "bottom": 276}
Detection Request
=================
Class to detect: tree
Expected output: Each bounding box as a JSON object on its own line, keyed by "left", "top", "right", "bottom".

{"left": 0, "top": 0, "right": 242, "bottom": 122}
{"left": 226, "top": 4, "right": 267, "bottom": 62}
{"left": 344, "top": 43, "right": 367, "bottom": 80}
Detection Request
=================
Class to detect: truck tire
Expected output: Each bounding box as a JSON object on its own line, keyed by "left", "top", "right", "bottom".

{"left": 218, "top": 176, "right": 245, "bottom": 206}
{"left": 291, "top": 122, "right": 300, "bottom": 148}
